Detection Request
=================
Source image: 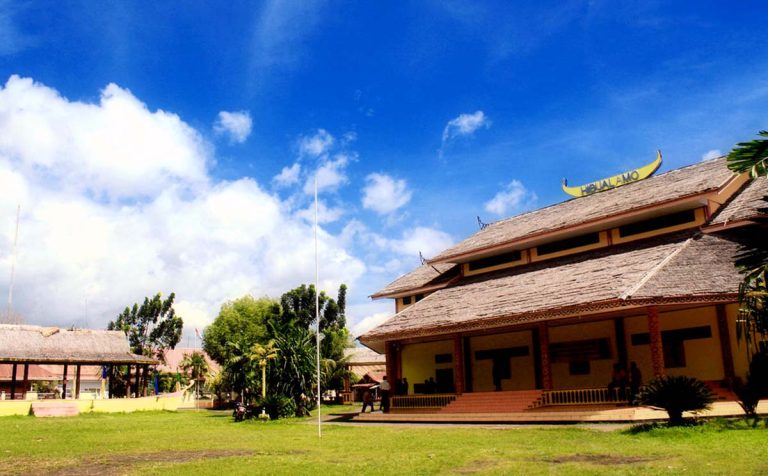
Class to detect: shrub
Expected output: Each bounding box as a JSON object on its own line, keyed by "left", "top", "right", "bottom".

{"left": 257, "top": 394, "right": 297, "bottom": 420}
{"left": 639, "top": 375, "right": 715, "bottom": 426}
{"left": 736, "top": 349, "right": 768, "bottom": 423}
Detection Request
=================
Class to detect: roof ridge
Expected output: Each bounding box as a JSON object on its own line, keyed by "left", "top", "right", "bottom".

{"left": 619, "top": 236, "right": 694, "bottom": 300}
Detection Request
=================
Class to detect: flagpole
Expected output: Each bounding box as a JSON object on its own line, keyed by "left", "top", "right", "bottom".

{"left": 314, "top": 175, "right": 321, "bottom": 438}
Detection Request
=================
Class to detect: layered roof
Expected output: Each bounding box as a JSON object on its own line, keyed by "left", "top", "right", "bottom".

{"left": 430, "top": 158, "right": 733, "bottom": 263}
{"left": 0, "top": 325, "right": 156, "bottom": 365}
{"left": 360, "top": 232, "right": 744, "bottom": 349}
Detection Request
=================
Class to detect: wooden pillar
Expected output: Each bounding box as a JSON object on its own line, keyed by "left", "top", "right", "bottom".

{"left": 647, "top": 307, "right": 665, "bottom": 378}
{"left": 62, "top": 364, "right": 69, "bottom": 400}
{"left": 22, "top": 364, "right": 29, "bottom": 399}
{"left": 452, "top": 334, "right": 465, "bottom": 395}
{"left": 75, "top": 365, "right": 82, "bottom": 399}
{"left": 463, "top": 337, "right": 473, "bottom": 393}
{"left": 125, "top": 365, "right": 132, "bottom": 398}
{"left": 384, "top": 342, "right": 398, "bottom": 383}
{"left": 10, "top": 364, "right": 17, "bottom": 400}
{"left": 538, "top": 322, "right": 553, "bottom": 390}
{"left": 614, "top": 318, "right": 628, "bottom": 368}
{"left": 715, "top": 304, "right": 736, "bottom": 385}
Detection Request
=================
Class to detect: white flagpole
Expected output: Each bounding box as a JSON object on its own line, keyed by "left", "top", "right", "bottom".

{"left": 6, "top": 204, "right": 20, "bottom": 324}
{"left": 314, "top": 175, "right": 321, "bottom": 438}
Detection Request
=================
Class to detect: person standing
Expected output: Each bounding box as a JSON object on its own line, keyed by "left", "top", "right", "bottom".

{"left": 361, "top": 389, "right": 374, "bottom": 413}
{"left": 379, "top": 375, "right": 391, "bottom": 413}
{"left": 628, "top": 362, "right": 643, "bottom": 405}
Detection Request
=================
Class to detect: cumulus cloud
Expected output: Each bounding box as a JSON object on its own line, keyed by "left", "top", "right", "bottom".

{"left": 442, "top": 110, "right": 491, "bottom": 143}
{"left": 351, "top": 311, "right": 393, "bottom": 338}
{"left": 362, "top": 173, "right": 412, "bottom": 215}
{"left": 213, "top": 110, "right": 253, "bottom": 143}
{"left": 0, "top": 75, "right": 365, "bottom": 334}
{"left": 701, "top": 149, "right": 722, "bottom": 161}
{"left": 299, "top": 129, "right": 334, "bottom": 158}
{"left": 273, "top": 162, "right": 301, "bottom": 187}
{"left": 484, "top": 180, "right": 538, "bottom": 216}
{"left": 303, "top": 153, "right": 351, "bottom": 194}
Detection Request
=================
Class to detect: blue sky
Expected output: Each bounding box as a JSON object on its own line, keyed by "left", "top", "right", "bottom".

{"left": 1, "top": 1, "right": 767, "bottom": 339}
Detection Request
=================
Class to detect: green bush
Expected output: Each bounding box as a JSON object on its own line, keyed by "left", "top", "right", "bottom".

{"left": 736, "top": 349, "right": 768, "bottom": 421}
{"left": 257, "top": 394, "right": 297, "bottom": 420}
{"left": 640, "top": 375, "right": 715, "bottom": 426}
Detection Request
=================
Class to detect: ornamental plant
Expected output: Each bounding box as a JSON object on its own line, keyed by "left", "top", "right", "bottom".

{"left": 639, "top": 375, "right": 715, "bottom": 426}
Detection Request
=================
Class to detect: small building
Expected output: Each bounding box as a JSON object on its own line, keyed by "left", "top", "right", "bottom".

{"left": 360, "top": 157, "right": 767, "bottom": 411}
{"left": 343, "top": 347, "right": 386, "bottom": 402}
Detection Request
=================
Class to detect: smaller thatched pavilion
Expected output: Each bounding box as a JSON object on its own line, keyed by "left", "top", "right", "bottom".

{"left": 0, "top": 324, "right": 156, "bottom": 400}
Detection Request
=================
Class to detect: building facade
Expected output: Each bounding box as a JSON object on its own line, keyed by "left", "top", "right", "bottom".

{"left": 360, "top": 158, "right": 767, "bottom": 405}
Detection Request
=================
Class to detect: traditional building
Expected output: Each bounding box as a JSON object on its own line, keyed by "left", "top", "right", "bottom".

{"left": 360, "top": 158, "right": 767, "bottom": 409}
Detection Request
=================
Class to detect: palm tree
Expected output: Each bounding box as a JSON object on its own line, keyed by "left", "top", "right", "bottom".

{"left": 180, "top": 351, "right": 209, "bottom": 397}
{"left": 726, "top": 131, "right": 768, "bottom": 353}
{"left": 274, "top": 327, "right": 316, "bottom": 416}
{"left": 250, "top": 340, "right": 278, "bottom": 398}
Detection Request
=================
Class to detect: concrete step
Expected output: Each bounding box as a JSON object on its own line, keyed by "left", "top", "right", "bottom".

{"left": 31, "top": 402, "right": 79, "bottom": 417}
{"left": 440, "top": 390, "right": 543, "bottom": 414}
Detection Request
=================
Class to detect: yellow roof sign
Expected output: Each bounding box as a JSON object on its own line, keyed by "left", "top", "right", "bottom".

{"left": 562, "top": 151, "right": 662, "bottom": 198}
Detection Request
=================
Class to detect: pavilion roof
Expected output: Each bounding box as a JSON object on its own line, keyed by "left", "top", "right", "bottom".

{"left": 429, "top": 158, "right": 733, "bottom": 264}
{"left": 360, "top": 231, "right": 744, "bottom": 350}
{"left": 0, "top": 325, "right": 157, "bottom": 365}
{"left": 370, "top": 262, "right": 458, "bottom": 299}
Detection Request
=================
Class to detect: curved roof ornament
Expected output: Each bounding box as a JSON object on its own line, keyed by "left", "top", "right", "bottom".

{"left": 562, "top": 150, "right": 663, "bottom": 198}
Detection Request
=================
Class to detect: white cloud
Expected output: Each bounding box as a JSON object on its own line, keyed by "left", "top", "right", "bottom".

{"left": 387, "top": 226, "right": 454, "bottom": 259}
{"left": 214, "top": 111, "right": 253, "bottom": 143}
{"left": 362, "top": 173, "right": 412, "bottom": 215}
{"left": 299, "top": 129, "right": 334, "bottom": 158}
{"left": 484, "top": 180, "right": 538, "bottom": 216}
{"left": 303, "top": 153, "right": 350, "bottom": 194}
{"left": 442, "top": 110, "right": 491, "bottom": 143}
{"left": 273, "top": 162, "right": 301, "bottom": 187}
{"left": 351, "top": 311, "right": 393, "bottom": 338}
{"left": 701, "top": 149, "right": 722, "bottom": 161}
{"left": 296, "top": 200, "right": 344, "bottom": 224}
{"left": 0, "top": 76, "right": 365, "bottom": 335}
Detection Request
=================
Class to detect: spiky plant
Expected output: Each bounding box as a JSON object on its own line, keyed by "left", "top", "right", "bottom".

{"left": 640, "top": 376, "right": 715, "bottom": 426}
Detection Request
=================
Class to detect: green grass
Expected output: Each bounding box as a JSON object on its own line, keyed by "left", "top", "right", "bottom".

{"left": 2, "top": 410, "right": 766, "bottom": 475}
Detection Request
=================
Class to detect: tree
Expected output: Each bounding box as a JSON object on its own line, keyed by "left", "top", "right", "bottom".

{"left": 108, "top": 292, "right": 183, "bottom": 395}
{"left": 250, "top": 340, "right": 278, "bottom": 398}
{"left": 203, "top": 296, "right": 279, "bottom": 364}
{"left": 273, "top": 326, "right": 317, "bottom": 416}
{"left": 180, "top": 351, "right": 209, "bottom": 397}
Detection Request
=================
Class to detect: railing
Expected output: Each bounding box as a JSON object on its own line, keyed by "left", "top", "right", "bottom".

{"left": 391, "top": 394, "right": 456, "bottom": 409}
{"left": 537, "top": 387, "right": 629, "bottom": 407}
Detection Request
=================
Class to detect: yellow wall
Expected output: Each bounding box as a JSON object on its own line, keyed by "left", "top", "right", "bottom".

{"left": 469, "top": 331, "right": 535, "bottom": 391}
{"left": 549, "top": 320, "right": 616, "bottom": 389}
{"left": 625, "top": 306, "right": 727, "bottom": 381}
{"left": 0, "top": 393, "right": 184, "bottom": 417}
{"left": 401, "top": 340, "right": 453, "bottom": 390}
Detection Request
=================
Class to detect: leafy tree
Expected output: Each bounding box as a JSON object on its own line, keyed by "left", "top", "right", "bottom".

{"left": 640, "top": 376, "right": 715, "bottom": 426}
{"left": 273, "top": 326, "right": 317, "bottom": 416}
{"left": 108, "top": 292, "right": 183, "bottom": 395}
{"left": 203, "top": 296, "right": 279, "bottom": 364}
{"left": 250, "top": 340, "right": 278, "bottom": 398}
{"left": 727, "top": 130, "right": 768, "bottom": 177}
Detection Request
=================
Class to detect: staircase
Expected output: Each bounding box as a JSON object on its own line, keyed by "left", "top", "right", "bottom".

{"left": 439, "top": 390, "right": 543, "bottom": 413}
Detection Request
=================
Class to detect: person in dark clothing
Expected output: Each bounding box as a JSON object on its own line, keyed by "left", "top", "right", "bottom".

{"left": 628, "top": 361, "right": 642, "bottom": 405}
{"left": 361, "top": 389, "right": 374, "bottom": 413}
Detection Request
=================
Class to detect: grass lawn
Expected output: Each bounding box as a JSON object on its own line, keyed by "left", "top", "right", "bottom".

{"left": 2, "top": 408, "right": 767, "bottom": 475}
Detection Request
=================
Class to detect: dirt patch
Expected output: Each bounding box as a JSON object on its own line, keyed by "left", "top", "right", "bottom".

{"left": 536, "top": 454, "right": 659, "bottom": 465}
{"left": 451, "top": 459, "right": 500, "bottom": 474}
{"left": 45, "top": 449, "right": 254, "bottom": 475}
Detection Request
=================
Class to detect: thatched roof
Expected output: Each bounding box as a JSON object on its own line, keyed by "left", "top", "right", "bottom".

{"left": 360, "top": 231, "right": 744, "bottom": 350}
{"left": 0, "top": 325, "right": 157, "bottom": 365}
{"left": 709, "top": 175, "right": 768, "bottom": 225}
{"left": 370, "top": 262, "right": 458, "bottom": 299}
{"left": 429, "top": 158, "right": 733, "bottom": 263}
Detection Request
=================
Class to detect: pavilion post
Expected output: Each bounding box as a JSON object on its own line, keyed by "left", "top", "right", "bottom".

{"left": 452, "top": 334, "right": 465, "bottom": 395}
{"left": 22, "top": 364, "right": 29, "bottom": 399}
{"left": 10, "top": 364, "right": 17, "bottom": 400}
{"left": 385, "top": 342, "right": 397, "bottom": 384}
{"left": 538, "top": 322, "right": 553, "bottom": 390}
{"left": 715, "top": 304, "right": 736, "bottom": 386}
{"left": 125, "top": 365, "right": 132, "bottom": 398}
{"left": 62, "top": 364, "right": 69, "bottom": 399}
{"left": 646, "top": 306, "right": 665, "bottom": 378}
{"left": 75, "top": 365, "right": 81, "bottom": 399}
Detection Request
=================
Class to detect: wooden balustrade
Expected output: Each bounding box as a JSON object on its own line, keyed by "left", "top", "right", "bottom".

{"left": 536, "top": 387, "right": 628, "bottom": 407}
{"left": 391, "top": 394, "right": 456, "bottom": 409}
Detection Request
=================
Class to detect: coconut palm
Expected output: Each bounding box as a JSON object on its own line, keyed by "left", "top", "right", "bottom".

{"left": 250, "top": 340, "right": 278, "bottom": 398}
{"left": 180, "top": 351, "right": 209, "bottom": 397}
